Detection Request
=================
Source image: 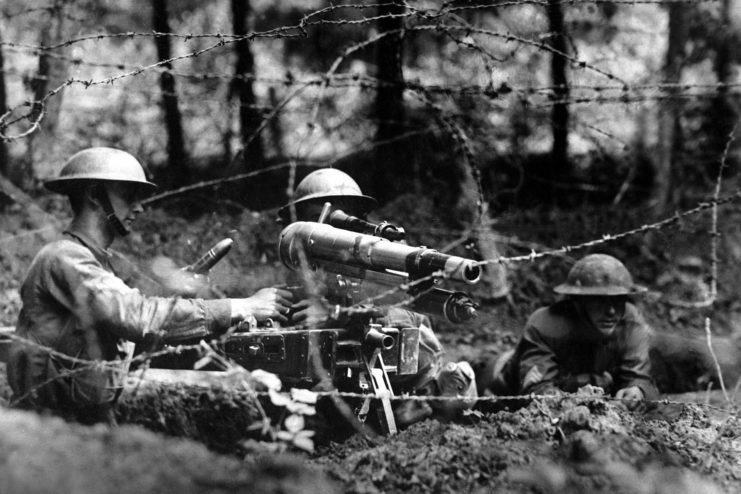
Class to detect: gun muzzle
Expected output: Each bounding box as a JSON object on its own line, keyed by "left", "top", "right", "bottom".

{"left": 279, "top": 222, "right": 481, "bottom": 284}
{"left": 365, "top": 327, "right": 395, "bottom": 350}
{"left": 409, "top": 288, "right": 478, "bottom": 324}
{"left": 186, "top": 238, "right": 233, "bottom": 274}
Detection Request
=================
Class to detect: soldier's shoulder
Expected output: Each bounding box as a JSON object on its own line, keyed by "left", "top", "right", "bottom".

{"left": 623, "top": 302, "right": 651, "bottom": 332}
{"left": 526, "top": 306, "right": 551, "bottom": 325}
{"left": 525, "top": 302, "right": 574, "bottom": 336}
{"left": 33, "top": 238, "right": 93, "bottom": 266}
{"left": 624, "top": 302, "right": 646, "bottom": 323}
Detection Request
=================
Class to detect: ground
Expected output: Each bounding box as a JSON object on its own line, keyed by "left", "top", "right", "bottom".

{"left": 1, "top": 197, "right": 740, "bottom": 493}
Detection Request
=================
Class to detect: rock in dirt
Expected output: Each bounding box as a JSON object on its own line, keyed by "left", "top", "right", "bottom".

{"left": 315, "top": 389, "right": 738, "bottom": 494}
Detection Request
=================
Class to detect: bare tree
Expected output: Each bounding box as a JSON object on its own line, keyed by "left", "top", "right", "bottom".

{"left": 231, "top": 0, "right": 264, "bottom": 169}
{"left": 0, "top": 24, "right": 8, "bottom": 178}
{"left": 709, "top": 0, "right": 737, "bottom": 162}
{"left": 654, "top": 4, "right": 688, "bottom": 211}
{"left": 546, "top": 0, "right": 570, "bottom": 185}
{"left": 152, "top": 0, "right": 188, "bottom": 184}
{"left": 373, "top": 0, "right": 408, "bottom": 204}
{"left": 25, "top": 0, "right": 69, "bottom": 185}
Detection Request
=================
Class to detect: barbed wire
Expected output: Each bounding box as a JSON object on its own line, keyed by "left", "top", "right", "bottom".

{"left": 3, "top": 60, "right": 740, "bottom": 100}
{"left": 476, "top": 190, "right": 741, "bottom": 267}
{"left": 1, "top": 0, "right": 740, "bottom": 445}
{"left": 0, "top": 6, "right": 735, "bottom": 141}
{"left": 4, "top": 330, "right": 737, "bottom": 418}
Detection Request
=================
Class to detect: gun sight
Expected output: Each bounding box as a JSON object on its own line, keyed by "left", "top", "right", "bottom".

{"left": 329, "top": 210, "right": 405, "bottom": 241}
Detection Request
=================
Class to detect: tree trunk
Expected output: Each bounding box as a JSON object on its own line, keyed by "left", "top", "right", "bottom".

{"left": 153, "top": 0, "right": 188, "bottom": 185}
{"left": 709, "top": 0, "right": 737, "bottom": 165}
{"left": 546, "top": 0, "right": 570, "bottom": 190}
{"left": 231, "top": 0, "right": 264, "bottom": 170}
{"left": 372, "top": 1, "right": 408, "bottom": 204}
{"left": 268, "top": 87, "right": 285, "bottom": 160}
{"left": 455, "top": 163, "right": 510, "bottom": 299}
{"left": 654, "top": 5, "right": 688, "bottom": 211}
{"left": 0, "top": 25, "right": 8, "bottom": 178}
{"left": 26, "top": 0, "right": 69, "bottom": 186}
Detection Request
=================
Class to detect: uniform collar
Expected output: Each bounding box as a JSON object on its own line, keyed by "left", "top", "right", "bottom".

{"left": 63, "top": 229, "right": 114, "bottom": 268}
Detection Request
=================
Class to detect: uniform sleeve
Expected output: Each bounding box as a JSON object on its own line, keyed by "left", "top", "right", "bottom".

{"left": 43, "top": 244, "right": 232, "bottom": 343}
{"left": 616, "top": 319, "right": 659, "bottom": 400}
{"left": 517, "top": 324, "right": 561, "bottom": 394}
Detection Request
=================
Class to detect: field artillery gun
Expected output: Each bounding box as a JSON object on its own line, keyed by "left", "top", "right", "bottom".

{"left": 158, "top": 209, "right": 482, "bottom": 433}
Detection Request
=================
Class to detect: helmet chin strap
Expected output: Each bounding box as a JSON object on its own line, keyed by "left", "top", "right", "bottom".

{"left": 93, "top": 185, "right": 129, "bottom": 237}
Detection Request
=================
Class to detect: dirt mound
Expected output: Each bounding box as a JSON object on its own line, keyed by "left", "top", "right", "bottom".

{"left": 0, "top": 406, "right": 336, "bottom": 494}
{"left": 314, "top": 388, "right": 739, "bottom": 493}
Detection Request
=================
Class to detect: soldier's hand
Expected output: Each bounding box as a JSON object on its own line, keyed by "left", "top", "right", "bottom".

{"left": 615, "top": 386, "right": 644, "bottom": 411}
{"left": 232, "top": 287, "right": 293, "bottom": 323}
{"left": 290, "top": 298, "right": 330, "bottom": 328}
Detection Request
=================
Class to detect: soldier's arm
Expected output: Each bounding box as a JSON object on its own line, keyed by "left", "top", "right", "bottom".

{"left": 44, "top": 244, "right": 233, "bottom": 343}
{"left": 615, "top": 313, "right": 658, "bottom": 401}
{"left": 517, "top": 324, "right": 562, "bottom": 394}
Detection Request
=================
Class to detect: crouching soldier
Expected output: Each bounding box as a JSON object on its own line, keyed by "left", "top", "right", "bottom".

{"left": 7, "top": 147, "right": 293, "bottom": 425}
{"left": 278, "top": 168, "right": 477, "bottom": 427}
{"left": 480, "top": 254, "right": 658, "bottom": 410}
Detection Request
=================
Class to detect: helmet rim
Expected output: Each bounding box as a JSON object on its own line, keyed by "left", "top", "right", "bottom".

{"left": 553, "top": 283, "right": 648, "bottom": 296}
{"left": 554, "top": 253, "right": 646, "bottom": 297}
{"left": 278, "top": 168, "right": 377, "bottom": 220}
{"left": 45, "top": 147, "right": 157, "bottom": 194}
{"left": 45, "top": 176, "right": 158, "bottom": 194}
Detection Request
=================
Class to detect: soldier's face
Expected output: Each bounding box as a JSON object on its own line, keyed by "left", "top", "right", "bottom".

{"left": 106, "top": 182, "right": 145, "bottom": 229}
{"left": 579, "top": 295, "right": 626, "bottom": 337}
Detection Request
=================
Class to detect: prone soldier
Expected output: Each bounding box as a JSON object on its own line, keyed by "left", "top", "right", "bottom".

{"left": 7, "top": 147, "right": 292, "bottom": 425}
{"left": 275, "top": 168, "right": 478, "bottom": 428}
{"left": 479, "top": 254, "right": 658, "bottom": 410}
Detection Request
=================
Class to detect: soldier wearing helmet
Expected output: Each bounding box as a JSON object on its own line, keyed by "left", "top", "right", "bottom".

{"left": 480, "top": 254, "right": 657, "bottom": 410}
{"left": 278, "top": 168, "right": 477, "bottom": 427}
{"left": 7, "top": 147, "right": 293, "bottom": 425}
{"left": 278, "top": 167, "right": 377, "bottom": 224}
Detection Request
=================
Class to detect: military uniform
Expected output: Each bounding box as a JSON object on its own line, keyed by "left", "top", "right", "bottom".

{"left": 7, "top": 229, "right": 232, "bottom": 422}
{"left": 493, "top": 299, "right": 658, "bottom": 399}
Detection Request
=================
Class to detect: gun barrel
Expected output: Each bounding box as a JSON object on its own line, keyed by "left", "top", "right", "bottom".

{"left": 279, "top": 222, "right": 481, "bottom": 284}
{"left": 365, "top": 327, "right": 395, "bottom": 350}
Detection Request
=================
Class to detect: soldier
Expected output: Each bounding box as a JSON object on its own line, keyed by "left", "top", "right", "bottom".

{"left": 277, "top": 168, "right": 477, "bottom": 426}
{"left": 7, "top": 147, "right": 293, "bottom": 425}
{"left": 480, "top": 254, "right": 658, "bottom": 410}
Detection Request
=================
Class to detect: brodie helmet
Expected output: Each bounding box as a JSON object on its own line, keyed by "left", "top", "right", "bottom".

{"left": 278, "top": 168, "right": 376, "bottom": 222}
{"left": 45, "top": 147, "right": 157, "bottom": 194}
{"left": 554, "top": 254, "right": 647, "bottom": 296}
{"left": 46, "top": 147, "right": 156, "bottom": 236}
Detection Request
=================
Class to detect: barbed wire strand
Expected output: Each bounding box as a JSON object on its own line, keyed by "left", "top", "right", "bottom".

{"left": 0, "top": 1, "right": 739, "bottom": 448}
{"left": 4, "top": 331, "right": 738, "bottom": 418}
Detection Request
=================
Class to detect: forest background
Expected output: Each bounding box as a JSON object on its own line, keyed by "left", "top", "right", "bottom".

{"left": 1, "top": 0, "right": 741, "bottom": 395}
